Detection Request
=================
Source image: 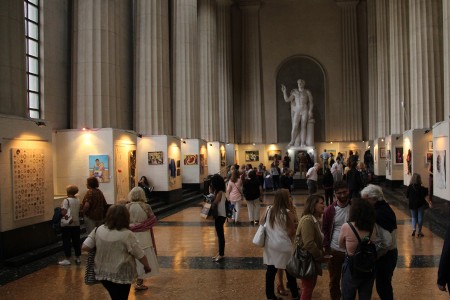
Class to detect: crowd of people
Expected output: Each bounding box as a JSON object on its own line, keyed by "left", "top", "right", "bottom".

{"left": 55, "top": 149, "right": 449, "bottom": 300}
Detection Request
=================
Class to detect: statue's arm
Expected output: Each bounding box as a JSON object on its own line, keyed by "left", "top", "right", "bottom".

{"left": 281, "top": 84, "right": 294, "bottom": 103}
{"left": 307, "top": 90, "right": 314, "bottom": 118}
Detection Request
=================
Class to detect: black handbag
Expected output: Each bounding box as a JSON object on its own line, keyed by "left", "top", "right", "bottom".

{"left": 286, "top": 243, "right": 317, "bottom": 279}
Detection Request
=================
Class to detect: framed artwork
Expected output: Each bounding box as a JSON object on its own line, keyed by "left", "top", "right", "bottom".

{"left": 436, "top": 150, "right": 447, "bottom": 189}
{"left": 220, "top": 148, "right": 226, "bottom": 166}
{"left": 386, "top": 150, "right": 391, "bottom": 160}
{"left": 176, "top": 160, "right": 180, "bottom": 168}
{"left": 374, "top": 148, "right": 378, "bottom": 162}
{"left": 200, "top": 154, "right": 205, "bottom": 174}
{"left": 394, "top": 147, "right": 403, "bottom": 164}
{"left": 426, "top": 152, "right": 433, "bottom": 163}
{"left": 89, "top": 154, "right": 110, "bottom": 183}
{"left": 148, "top": 151, "right": 163, "bottom": 165}
{"left": 328, "top": 150, "right": 337, "bottom": 158}
{"left": 177, "top": 169, "right": 181, "bottom": 176}
{"left": 268, "top": 150, "right": 281, "bottom": 161}
{"left": 379, "top": 147, "right": 386, "bottom": 158}
{"left": 184, "top": 154, "right": 198, "bottom": 165}
{"left": 245, "top": 150, "right": 259, "bottom": 162}
{"left": 428, "top": 141, "right": 433, "bottom": 151}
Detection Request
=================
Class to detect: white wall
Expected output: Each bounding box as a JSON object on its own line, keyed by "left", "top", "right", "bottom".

{"left": 137, "top": 135, "right": 182, "bottom": 192}
{"left": 374, "top": 138, "right": 386, "bottom": 176}
{"left": 433, "top": 121, "right": 450, "bottom": 200}
{"left": 207, "top": 141, "right": 223, "bottom": 175}
{"left": 385, "top": 134, "right": 403, "bottom": 181}
{"left": 181, "top": 139, "right": 205, "bottom": 184}
{"left": 0, "top": 115, "right": 54, "bottom": 231}
{"left": 403, "top": 129, "right": 432, "bottom": 186}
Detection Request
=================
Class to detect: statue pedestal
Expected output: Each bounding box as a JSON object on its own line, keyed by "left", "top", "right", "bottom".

{"left": 287, "top": 146, "right": 316, "bottom": 179}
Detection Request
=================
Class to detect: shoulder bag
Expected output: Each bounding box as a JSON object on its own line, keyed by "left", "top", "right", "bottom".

{"left": 252, "top": 206, "right": 271, "bottom": 247}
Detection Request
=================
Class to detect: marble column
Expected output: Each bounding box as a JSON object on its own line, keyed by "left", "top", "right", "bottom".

{"left": 367, "top": 0, "right": 378, "bottom": 140}
{"left": 389, "top": 0, "right": 410, "bottom": 133}
{"left": 336, "top": 0, "right": 362, "bottom": 141}
{"left": 72, "top": 0, "right": 132, "bottom": 129}
{"left": 134, "top": 0, "right": 172, "bottom": 135}
{"left": 443, "top": 0, "right": 450, "bottom": 119}
{"left": 198, "top": 0, "right": 219, "bottom": 142}
{"left": 135, "top": 0, "right": 171, "bottom": 135}
{"left": 0, "top": 0, "right": 26, "bottom": 117}
{"left": 172, "top": 0, "right": 199, "bottom": 139}
{"left": 239, "top": 1, "right": 263, "bottom": 144}
{"left": 217, "top": 0, "right": 234, "bottom": 144}
{"left": 375, "top": 0, "right": 390, "bottom": 137}
{"left": 409, "top": 0, "right": 443, "bottom": 128}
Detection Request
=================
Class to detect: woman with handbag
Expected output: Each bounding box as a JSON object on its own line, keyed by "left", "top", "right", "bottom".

{"left": 406, "top": 173, "right": 429, "bottom": 237}
{"left": 210, "top": 174, "right": 227, "bottom": 262}
{"left": 58, "top": 185, "right": 81, "bottom": 266}
{"left": 82, "top": 205, "right": 151, "bottom": 300}
{"left": 126, "top": 187, "right": 160, "bottom": 291}
{"left": 262, "top": 189, "right": 300, "bottom": 300}
{"left": 295, "top": 194, "right": 325, "bottom": 300}
{"left": 226, "top": 169, "right": 243, "bottom": 224}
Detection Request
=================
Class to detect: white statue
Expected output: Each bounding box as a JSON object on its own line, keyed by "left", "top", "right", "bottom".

{"left": 281, "top": 79, "right": 314, "bottom": 147}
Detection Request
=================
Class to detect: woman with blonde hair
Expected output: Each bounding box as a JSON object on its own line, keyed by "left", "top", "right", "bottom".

{"left": 126, "top": 187, "right": 160, "bottom": 290}
{"left": 295, "top": 195, "right": 326, "bottom": 300}
{"left": 227, "top": 169, "right": 243, "bottom": 223}
{"left": 406, "top": 173, "right": 428, "bottom": 237}
{"left": 262, "top": 189, "right": 299, "bottom": 300}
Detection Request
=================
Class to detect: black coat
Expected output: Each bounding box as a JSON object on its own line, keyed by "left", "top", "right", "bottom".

{"left": 406, "top": 184, "right": 428, "bottom": 210}
{"left": 438, "top": 224, "right": 450, "bottom": 290}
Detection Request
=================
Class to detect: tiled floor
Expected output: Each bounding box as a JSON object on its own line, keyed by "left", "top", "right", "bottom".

{"left": 0, "top": 188, "right": 448, "bottom": 299}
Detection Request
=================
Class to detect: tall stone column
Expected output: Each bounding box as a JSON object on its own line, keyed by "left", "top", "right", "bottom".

{"left": 217, "top": 0, "right": 234, "bottom": 144}
{"left": 172, "top": 0, "right": 199, "bottom": 139}
{"left": 409, "top": 0, "right": 443, "bottom": 128}
{"left": 443, "top": 0, "right": 450, "bottom": 119}
{"left": 367, "top": 0, "right": 378, "bottom": 140}
{"left": 0, "top": 0, "right": 26, "bottom": 117}
{"left": 336, "top": 0, "right": 362, "bottom": 141}
{"left": 198, "top": 0, "right": 219, "bottom": 142}
{"left": 135, "top": 0, "right": 171, "bottom": 135}
{"left": 375, "top": 0, "right": 390, "bottom": 137}
{"left": 72, "top": 0, "right": 132, "bottom": 129}
{"left": 239, "top": 1, "right": 263, "bottom": 144}
{"left": 389, "top": 0, "right": 410, "bottom": 133}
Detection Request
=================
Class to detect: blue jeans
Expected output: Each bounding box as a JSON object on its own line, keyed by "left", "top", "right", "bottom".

{"left": 410, "top": 206, "right": 425, "bottom": 233}
{"left": 341, "top": 257, "right": 375, "bottom": 300}
{"left": 375, "top": 249, "right": 398, "bottom": 300}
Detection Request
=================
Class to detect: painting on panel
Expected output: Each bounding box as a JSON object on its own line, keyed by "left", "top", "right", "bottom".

{"left": 148, "top": 151, "right": 163, "bottom": 165}
{"left": 268, "top": 150, "right": 281, "bottom": 161}
{"left": 394, "top": 147, "right": 403, "bottom": 164}
{"left": 89, "top": 154, "right": 110, "bottom": 183}
{"left": 436, "top": 150, "right": 447, "bottom": 189}
{"left": 184, "top": 154, "right": 198, "bottom": 165}
{"left": 245, "top": 150, "right": 260, "bottom": 162}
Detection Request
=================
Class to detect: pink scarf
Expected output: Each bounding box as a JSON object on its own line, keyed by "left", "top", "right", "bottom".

{"left": 130, "top": 214, "right": 157, "bottom": 232}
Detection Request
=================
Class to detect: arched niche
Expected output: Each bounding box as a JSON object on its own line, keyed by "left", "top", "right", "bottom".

{"left": 276, "top": 56, "right": 326, "bottom": 144}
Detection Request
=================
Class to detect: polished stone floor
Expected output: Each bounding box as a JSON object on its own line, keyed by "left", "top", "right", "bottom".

{"left": 0, "top": 188, "right": 448, "bottom": 299}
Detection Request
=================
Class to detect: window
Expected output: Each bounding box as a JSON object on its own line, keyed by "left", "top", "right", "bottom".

{"left": 24, "top": 0, "right": 40, "bottom": 119}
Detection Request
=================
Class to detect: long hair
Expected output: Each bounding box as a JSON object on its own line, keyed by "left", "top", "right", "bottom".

{"left": 104, "top": 205, "right": 130, "bottom": 230}
{"left": 128, "top": 187, "right": 146, "bottom": 203}
{"left": 230, "top": 169, "right": 240, "bottom": 183}
{"left": 302, "top": 194, "right": 324, "bottom": 217}
{"left": 269, "top": 189, "right": 291, "bottom": 228}
{"left": 410, "top": 173, "right": 422, "bottom": 186}
{"left": 210, "top": 174, "right": 226, "bottom": 194}
{"left": 348, "top": 198, "right": 375, "bottom": 232}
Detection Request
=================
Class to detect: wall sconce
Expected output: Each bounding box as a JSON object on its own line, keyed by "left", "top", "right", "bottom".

{"left": 209, "top": 143, "right": 212, "bottom": 146}
{"left": 137, "top": 133, "right": 143, "bottom": 138}
{"left": 35, "top": 121, "right": 46, "bottom": 127}
{"left": 182, "top": 140, "right": 186, "bottom": 144}
{"left": 395, "top": 137, "right": 399, "bottom": 140}
{"left": 82, "top": 127, "right": 89, "bottom": 131}
{"left": 424, "top": 129, "right": 430, "bottom": 134}
{"left": 252, "top": 143, "right": 255, "bottom": 146}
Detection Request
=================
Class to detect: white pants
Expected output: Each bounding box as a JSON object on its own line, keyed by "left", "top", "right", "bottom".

{"left": 232, "top": 201, "right": 241, "bottom": 221}
{"left": 247, "top": 199, "right": 261, "bottom": 222}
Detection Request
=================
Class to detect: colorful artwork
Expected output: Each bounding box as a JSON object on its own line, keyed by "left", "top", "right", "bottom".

{"left": 268, "top": 150, "right": 281, "bottom": 161}
{"left": 148, "top": 151, "right": 163, "bottom": 165}
{"left": 89, "top": 154, "right": 110, "bottom": 183}
{"left": 245, "top": 150, "right": 259, "bottom": 162}
{"left": 220, "top": 148, "right": 226, "bottom": 166}
{"left": 200, "top": 154, "right": 205, "bottom": 174}
{"left": 436, "top": 150, "right": 447, "bottom": 189}
{"left": 184, "top": 154, "right": 198, "bottom": 165}
{"left": 380, "top": 147, "right": 386, "bottom": 158}
{"left": 426, "top": 152, "right": 433, "bottom": 163}
{"left": 394, "top": 147, "right": 403, "bottom": 164}
{"left": 12, "top": 148, "right": 45, "bottom": 220}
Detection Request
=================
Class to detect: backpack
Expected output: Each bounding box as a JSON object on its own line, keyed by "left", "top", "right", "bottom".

{"left": 347, "top": 222, "right": 377, "bottom": 278}
{"left": 225, "top": 199, "right": 234, "bottom": 218}
{"left": 51, "top": 207, "right": 63, "bottom": 233}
